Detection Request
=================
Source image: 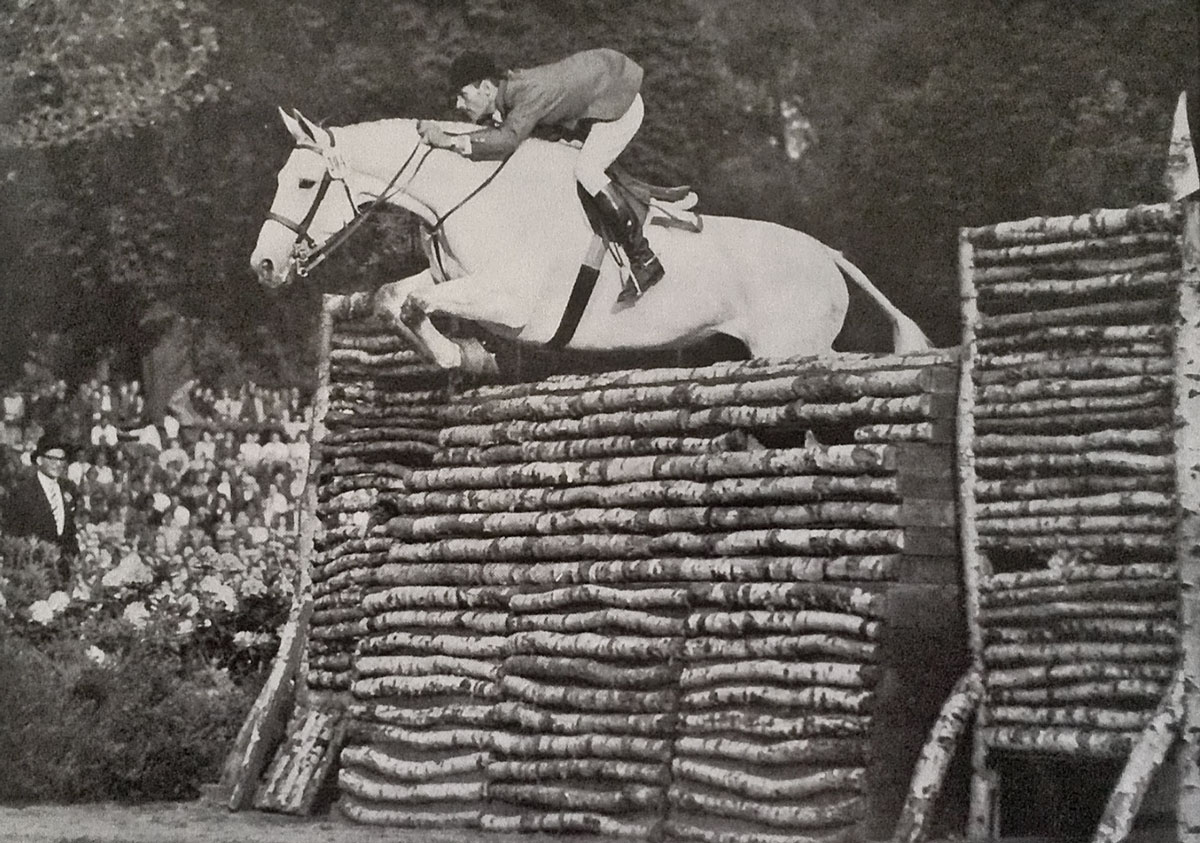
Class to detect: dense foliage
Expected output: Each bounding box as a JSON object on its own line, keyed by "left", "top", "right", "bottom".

{"left": 0, "top": 531, "right": 290, "bottom": 801}
{"left": 0, "top": 0, "right": 1195, "bottom": 375}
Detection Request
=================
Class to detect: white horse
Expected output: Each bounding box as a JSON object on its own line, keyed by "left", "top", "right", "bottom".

{"left": 251, "top": 108, "right": 929, "bottom": 370}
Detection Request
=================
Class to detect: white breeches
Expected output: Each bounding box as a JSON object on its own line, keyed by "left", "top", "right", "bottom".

{"left": 574, "top": 94, "right": 644, "bottom": 195}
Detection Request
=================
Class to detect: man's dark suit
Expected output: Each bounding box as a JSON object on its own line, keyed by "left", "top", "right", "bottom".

{"left": 2, "top": 469, "right": 79, "bottom": 578}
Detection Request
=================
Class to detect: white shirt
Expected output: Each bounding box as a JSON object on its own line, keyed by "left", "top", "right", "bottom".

{"left": 36, "top": 472, "right": 65, "bottom": 535}
{"left": 134, "top": 425, "right": 163, "bottom": 451}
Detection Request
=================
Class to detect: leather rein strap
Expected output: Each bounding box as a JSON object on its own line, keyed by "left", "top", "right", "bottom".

{"left": 267, "top": 130, "right": 430, "bottom": 277}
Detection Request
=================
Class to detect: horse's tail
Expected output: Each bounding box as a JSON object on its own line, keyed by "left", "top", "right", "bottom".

{"left": 830, "top": 250, "right": 932, "bottom": 353}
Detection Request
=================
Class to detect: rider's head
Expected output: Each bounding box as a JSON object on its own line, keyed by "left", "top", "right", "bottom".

{"left": 449, "top": 52, "right": 500, "bottom": 121}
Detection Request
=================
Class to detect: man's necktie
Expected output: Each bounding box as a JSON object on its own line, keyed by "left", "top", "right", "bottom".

{"left": 49, "top": 483, "right": 64, "bottom": 535}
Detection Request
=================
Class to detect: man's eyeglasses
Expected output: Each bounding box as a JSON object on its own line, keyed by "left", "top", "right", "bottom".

{"left": 38, "top": 453, "right": 67, "bottom": 462}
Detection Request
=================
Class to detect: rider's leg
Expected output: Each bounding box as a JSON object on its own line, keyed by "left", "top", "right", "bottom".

{"left": 575, "top": 95, "right": 664, "bottom": 300}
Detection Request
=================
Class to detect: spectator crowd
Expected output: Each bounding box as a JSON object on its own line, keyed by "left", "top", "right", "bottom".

{"left": 0, "top": 364, "right": 313, "bottom": 575}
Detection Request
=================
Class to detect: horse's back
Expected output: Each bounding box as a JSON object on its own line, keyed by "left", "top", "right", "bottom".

{"left": 475, "top": 140, "right": 852, "bottom": 356}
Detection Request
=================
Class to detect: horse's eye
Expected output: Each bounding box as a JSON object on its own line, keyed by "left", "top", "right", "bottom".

{"left": 298, "top": 178, "right": 316, "bottom": 189}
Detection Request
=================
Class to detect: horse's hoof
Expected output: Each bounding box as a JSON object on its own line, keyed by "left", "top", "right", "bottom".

{"left": 454, "top": 337, "right": 499, "bottom": 378}
{"left": 399, "top": 297, "right": 423, "bottom": 325}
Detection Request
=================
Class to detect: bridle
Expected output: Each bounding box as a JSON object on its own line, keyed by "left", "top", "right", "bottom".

{"left": 265, "top": 129, "right": 432, "bottom": 277}
{"left": 265, "top": 122, "right": 513, "bottom": 281}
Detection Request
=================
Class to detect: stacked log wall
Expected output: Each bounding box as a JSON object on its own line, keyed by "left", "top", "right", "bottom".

{"left": 961, "top": 204, "right": 1183, "bottom": 772}
{"left": 309, "top": 293, "right": 964, "bottom": 840}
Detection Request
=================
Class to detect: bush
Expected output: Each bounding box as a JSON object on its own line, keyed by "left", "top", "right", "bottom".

{"left": 0, "top": 631, "right": 253, "bottom": 802}
{"left": 0, "top": 532, "right": 292, "bottom": 802}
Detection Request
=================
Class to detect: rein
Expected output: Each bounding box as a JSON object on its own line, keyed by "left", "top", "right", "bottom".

{"left": 427, "top": 148, "right": 514, "bottom": 282}
{"left": 270, "top": 123, "right": 512, "bottom": 281}
{"left": 297, "top": 140, "right": 431, "bottom": 276}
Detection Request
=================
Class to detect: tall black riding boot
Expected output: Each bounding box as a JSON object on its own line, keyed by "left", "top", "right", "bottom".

{"left": 592, "top": 182, "right": 665, "bottom": 301}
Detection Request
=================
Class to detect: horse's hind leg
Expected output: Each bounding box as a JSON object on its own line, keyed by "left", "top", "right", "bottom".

{"left": 373, "top": 271, "right": 464, "bottom": 368}
{"left": 739, "top": 289, "right": 847, "bottom": 359}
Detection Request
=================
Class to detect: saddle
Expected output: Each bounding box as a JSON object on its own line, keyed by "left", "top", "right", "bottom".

{"left": 605, "top": 163, "right": 702, "bottom": 233}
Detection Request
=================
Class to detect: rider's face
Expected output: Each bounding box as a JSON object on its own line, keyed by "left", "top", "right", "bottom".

{"left": 456, "top": 81, "right": 496, "bottom": 122}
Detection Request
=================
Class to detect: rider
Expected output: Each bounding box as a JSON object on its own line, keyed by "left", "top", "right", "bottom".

{"left": 418, "top": 48, "right": 665, "bottom": 301}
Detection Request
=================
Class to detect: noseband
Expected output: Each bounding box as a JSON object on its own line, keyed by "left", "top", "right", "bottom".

{"left": 265, "top": 168, "right": 354, "bottom": 276}
{"left": 266, "top": 130, "right": 431, "bottom": 277}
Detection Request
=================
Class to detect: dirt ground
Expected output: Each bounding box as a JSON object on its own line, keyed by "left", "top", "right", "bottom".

{"left": 2, "top": 801, "right": 1169, "bottom": 843}
{"left": 0, "top": 800, "right": 555, "bottom": 843}
{"left": 1, "top": 801, "right": 1166, "bottom": 843}
{"left": 0, "top": 801, "right": 983, "bottom": 843}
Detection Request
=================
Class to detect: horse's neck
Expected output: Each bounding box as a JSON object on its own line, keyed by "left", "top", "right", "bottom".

{"left": 339, "top": 120, "right": 516, "bottom": 224}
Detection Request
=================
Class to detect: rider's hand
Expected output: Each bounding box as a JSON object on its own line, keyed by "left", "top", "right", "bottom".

{"left": 417, "top": 121, "right": 452, "bottom": 149}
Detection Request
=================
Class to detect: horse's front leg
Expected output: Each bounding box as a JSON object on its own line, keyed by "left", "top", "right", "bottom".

{"left": 402, "top": 271, "right": 532, "bottom": 374}
{"left": 404, "top": 270, "right": 529, "bottom": 331}
{"left": 372, "top": 270, "right": 464, "bottom": 369}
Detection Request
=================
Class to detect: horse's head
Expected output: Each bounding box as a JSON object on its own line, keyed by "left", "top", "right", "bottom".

{"left": 250, "top": 108, "right": 363, "bottom": 289}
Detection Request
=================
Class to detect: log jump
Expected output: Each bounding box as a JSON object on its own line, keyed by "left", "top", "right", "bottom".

{"left": 233, "top": 287, "right": 963, "bottom": 842}
{"left": 892, "top": 200, "right": 1198, "bottom": 843}
{"left": 226, "top": 198, "right": 1199, "bottom": 843}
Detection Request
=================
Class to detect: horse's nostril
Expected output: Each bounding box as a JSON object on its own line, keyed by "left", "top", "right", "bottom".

{"left": 258, "top": 259, "right": 274, "bottom": 278}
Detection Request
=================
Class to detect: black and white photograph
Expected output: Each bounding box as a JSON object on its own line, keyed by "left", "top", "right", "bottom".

{"left": 1, "top": 2, "right": 1198, "bottom": 841}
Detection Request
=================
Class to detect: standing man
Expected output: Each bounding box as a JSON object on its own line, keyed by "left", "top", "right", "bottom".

{"left": 419, "top": 48, "right": 665, "bottom": 302}
{"left": 2, "top": 431, "right": 79, "bottom": 581}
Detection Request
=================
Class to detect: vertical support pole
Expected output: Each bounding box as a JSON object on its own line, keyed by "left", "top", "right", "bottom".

{"left": 295, "top": 295, "right": 337, "bottom": 708}
{"left": 1175, "top": 199, "right": 1200, "bottom": 843}
{"left": 959, "top": 227, "right": 994, "bottom": 840}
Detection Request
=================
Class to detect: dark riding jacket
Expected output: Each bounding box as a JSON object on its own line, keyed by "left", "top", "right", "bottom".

{"left": 462, "top": 48, "right": 643, "bottom": 161}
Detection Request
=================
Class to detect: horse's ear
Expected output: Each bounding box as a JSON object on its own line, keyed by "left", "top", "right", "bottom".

{"left": 291, "top": 109, "right": 329, "bottom": 147}
{"left": 278, "top": 107, "right": 309, "bottom": 145}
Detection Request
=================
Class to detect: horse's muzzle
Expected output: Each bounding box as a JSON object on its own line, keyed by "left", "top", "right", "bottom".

{"left": 255, "top": 258, "right": 288, "bottom": 289}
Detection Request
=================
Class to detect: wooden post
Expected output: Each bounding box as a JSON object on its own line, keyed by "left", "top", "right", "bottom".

{"left": 212, "top": 297, "right": 337, "bottom": 810}
{"left": 294, "top": 295, "right": 336, "bottom": 707}
{"left": 960, "top": 227, "right": 995, "bottom": 841}
{"left": 1174, "top": 198, "right": 1200, "bottom": 843}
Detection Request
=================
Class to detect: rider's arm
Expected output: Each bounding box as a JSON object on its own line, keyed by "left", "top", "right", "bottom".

{"left": 458, "top": 84, "right": 553, "bottom": 161}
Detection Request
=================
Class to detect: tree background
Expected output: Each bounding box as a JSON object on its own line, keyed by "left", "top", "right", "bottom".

{"left": 0, "top": 0, "right": 1195, "bottom": 385}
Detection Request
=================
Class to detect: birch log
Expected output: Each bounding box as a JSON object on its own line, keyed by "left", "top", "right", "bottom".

{"left": 493, "top": 702, "right": 674, "bottom": 737}
{"left": 683, "top": 634, "right": 878, "bottom": 662}
{"left": 385, "top": 501, "right": 901, "bottom": 539}
{"left": 665, "top": 819, "right": 860, "bottom": 843}
{"left": 667, "top": 787, "right": 863, "bottom": 830}
{"left": 487, "top": 782, "right": 662, "bottom": 813}
{"left": 501, "top": 655, "right": 679, "bottom": 689}
{"left": 340, "top": 746, "right": 487, "bottom": 781}
{"left": 339, "top": 797, "right": 479, "bottom": 828}
{"left": 979, "top": 726, "right": 1136, "bottom": 758}
{"left": 975, "top": 353, "right": 1173, "bottom": 384}
{"left": 1172, "top": 197, "right": 1200, "bottom": 843}
{"left": 988, "top": 707, "right": 1151, "bottom": 731}
{"left": 678, "top": 661, "right": 875, "bottom": 690}
{"left": 975, "top": 324, "right": 1171, "bottom": 354}
{"left": 891, "top": 671, "right": 982, "bottom": 843}
{"left": 479, "top": 811, "right": 651, "bottom": 837}
{"left": 971, "top": 231, "right": 1177, "bottom": 262}
{"left": 978, "top": 299, "right": 1168, "bottom": 334}
{"left": 378, "top": 474, "right": 901, "bottom": 515}
{"left": 1092, "top": 670, "right": 1184, "bottom": 843}
{"left": 499, "top": 674, "right": 678, "bottom": 714}
{"left": 404, "top": 446, "right": 899, "bottom": 491}
{"left": 433, "top": 432, "right": 750, "bottom": 466}
{"left": 348, "top": 702, "right": 496, "bottom": 727}
{"left": 488, "top": 758, "right": 669, "bottom": 785}
{"left": 979, "top": 271, "right": 1176, "bottom": 303}
{"left": 678, "top": 711, "right": 870, "bottom": 739}
{"left": 489, "top": 732, "right": 672, "bottom": 762}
